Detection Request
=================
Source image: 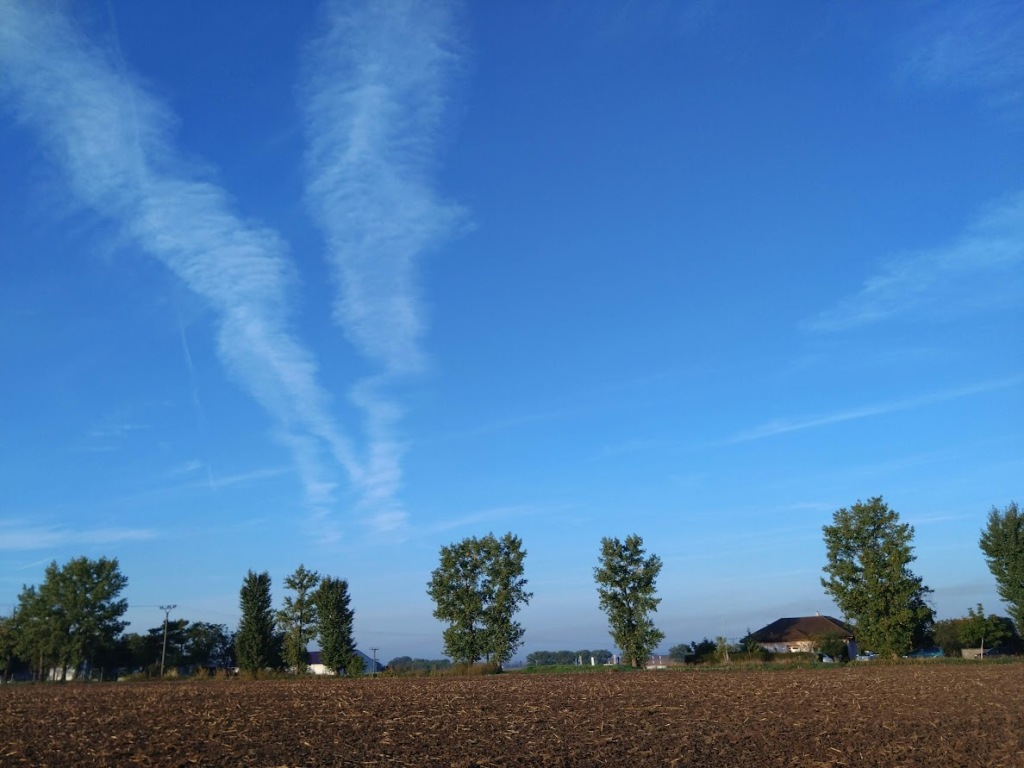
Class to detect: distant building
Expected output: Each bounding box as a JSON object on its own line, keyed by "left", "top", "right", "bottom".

{"left": 306, "top": 649, "right": 384, "bottom": 675}
{"left": 748, "top": 614, "right": 857, "bottom": 658}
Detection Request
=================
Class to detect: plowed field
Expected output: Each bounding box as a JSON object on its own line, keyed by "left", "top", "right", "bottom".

{"left": 2, "top": 663, "right": 1021, "bottom": 767}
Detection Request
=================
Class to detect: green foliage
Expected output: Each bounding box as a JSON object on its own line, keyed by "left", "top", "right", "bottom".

{"left": 813, "top": 632, "right": 849, "bottom": 661}
{"left": 481, "top": 533, "right": 531, "bottom": 665}
{"left": 385, "top": 656, "right": 453, "bottom": 674}
{"left": 821, "top": 497, "right": 934, "bottom": 658}
{"left": 118, "top": 630, "right": 162, "bottom": 675}
{"left": 314, "top": 576, "right": 356, "bottom": 674}
{"left": 345, "top": 653, "right": 366, "bottom": 677}
{"left": 525, "top": 649, "right": 613, "bottom": 666}
{"left": 521, "top": 663, "right": 631, "bottom": 675}
{"left": 715, "top": 635, "right": 732, "bottom": 664}
{"left": 11, "top": 586, "right": 53, "bottom": 679}
{"left": 931, "top": 618, "right": 965, "bottom": 657}
{"left": 236, "top": 570, "right": 277, "bottom": 674}
{"left": 152, "top": 618, "right": 189, "bottom": 672}
{"left": 740, "top": 630, "right": 769, "bottom": 662}
{"left": 668, "top": 643, "right": 691, "bottom": 663}
{"left": 0, "top": 615, "right": 17, "bottom": 681}
{"left": 185, "top": 621, "right": 235, "bottom": 669}
{"left": 733, "top": 649, "right": 770, "bottom": 664}
{"left": 12, "top": 556, "right": 128, "bottom": 679}
{"left": 427, "top": 532, "right": 532, "bottom": 665}
{"left": 688, "top": 638, "right": 718, "bottom": 664}
{"left": 594, "top": 534, "right": 665, "bottom": 668}
{"left": 139, "top": 620, "right": 234, "bottom": 671}
{"left": 979, "top": 501, "right": 1023, "bottom": 632}
{"left": 958, "top": 604, "right": 1014, "bottom": 648}
{"left": 276, "top": 564, "right": 321, "bottom": 674}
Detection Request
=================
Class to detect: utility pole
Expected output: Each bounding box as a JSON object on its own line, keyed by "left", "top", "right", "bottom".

{"left": 370, "top": 647, "right": 379, "bottom": 677}
{"left": 159, "top": 605, "right": 177, "bottom": 677}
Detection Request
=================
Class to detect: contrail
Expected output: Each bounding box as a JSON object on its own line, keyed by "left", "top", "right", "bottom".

{"left": 0, "top": 1, "right": 361, "bottom": 525}
{"left": 176, "top": 307, "right": 215, "bottom": 491}
{"left": 725, "top": 375, "right": 1024, "bottom": 444}
{"left": 301, "top": 0, "right": 465, "bottom": 532}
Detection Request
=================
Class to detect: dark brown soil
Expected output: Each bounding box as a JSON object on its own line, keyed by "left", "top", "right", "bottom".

{"left": 2, "top": 663, "right": 1021, "bottom": 767}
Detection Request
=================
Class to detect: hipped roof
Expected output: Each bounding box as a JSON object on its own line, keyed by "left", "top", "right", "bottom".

{"left": 749, "top": 615, "right": 855, "bottom": 643}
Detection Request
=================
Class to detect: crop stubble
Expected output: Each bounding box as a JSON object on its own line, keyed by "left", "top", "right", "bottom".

{"left": 1, "top": 663, "right": 1021, "bottom": 767}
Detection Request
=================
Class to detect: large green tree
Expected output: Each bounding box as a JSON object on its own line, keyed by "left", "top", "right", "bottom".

{"left": 185, "top": 621, "right": 235, "bottom": 670}
{"left": 313, "top": 576, "right": 358, "bottom": 675}
{"left": 427, "top": 532, "right": 532, "bottom": 666}
{"left": 429, "top": 536, "right": 485, "bottom": 665}
{"left": 594, "top": 534, "right": 665, "bottom": 668}
{"left": 276, "top": 564, "right": 321, "bottom": 674}
{"left": 979, "top": 501, "right": 1023, "bottom": 632}
{"left": 821, "top": 497, "right": 934, "bottom": 658}
{"left": 480, "top": 533, "right": 531, "bottom": 665}
{"left": 119, "top": 630, "right": 163, "bottom": 675}
{"left": 958, "top": 603, "right": 1015, "bottom": 650}
{"left": 236, "top": 570, "right": 277, "bottom": 674}
{"left": 931, "top": 618, "right": 964, "bottom": 657}
{"left": 126, "top": 619, "right": 235, "bottom": 673}
{"left": 13, "top": 557, "right": 128, "bottom": 680}
{"left": 11, "top": 585, "right": 57, "bottom": 680}
{"left": 151, "top": 618, "right": 189, "bottom": 673}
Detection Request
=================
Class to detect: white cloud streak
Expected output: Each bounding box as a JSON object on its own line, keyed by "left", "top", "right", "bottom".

{"left": 805, "top": 192, "right": 1024, "bottom": 332}
{"left": 0, "top": 521, "right": 157, "bottom": 552}
{"left": 902, "top": 0, "right": 1024, "bottom": 114}
{"left": 0, "top": 2, "right": 360, "bottom": 522}
{"left": 725, "top": 376, "right": 1023, "bottom": 444}
{"left": 301, "top": 0, "right": 464, "bottom": 532}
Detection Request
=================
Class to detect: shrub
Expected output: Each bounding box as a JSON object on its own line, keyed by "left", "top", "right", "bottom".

{"left": 814, "top": 632, "right": 850, "bottom": 662}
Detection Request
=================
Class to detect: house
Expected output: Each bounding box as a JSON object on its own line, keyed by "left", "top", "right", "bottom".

{"left": 306, "top": 649, "right": 384, "bottom": 675}
{"left": 749, "top": 614, "right": 858, "bottom": 658}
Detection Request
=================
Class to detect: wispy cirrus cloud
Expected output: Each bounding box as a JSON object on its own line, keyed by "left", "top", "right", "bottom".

{"left": 301, "top": 0, "right": 464, "bottom": 532}
{"left": 79, "top": 410, "right": 149, "bottom": 453}
{"left": 416, "top": 503, "right": 561, "bottom": 538}
{"left": 804, "top": 193, "right": 1024, "bottom": 333}
{"left": 725, "top": 376, "right": 1023, "bottom": 444}
{"left": 0, "top": 3, "right": 358, "bottom": 525}
{"left": 0, "top": 520, "right": 157, "bottom": 552}
{"left": 901, "top": 0, "right": 1024, "bottom": 115}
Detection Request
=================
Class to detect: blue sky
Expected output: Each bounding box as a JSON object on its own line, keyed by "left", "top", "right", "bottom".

{"left": 2, "top": 0, "right": 1022, "bottom": 661}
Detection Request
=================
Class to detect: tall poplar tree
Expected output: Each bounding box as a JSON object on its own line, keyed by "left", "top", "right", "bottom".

{"left": 594, "top": 534, "right": 664, "bottom": 668}
{"left": 979, "top": 501, "right": 1023, "bottom": 633}
{"left": 276, "top": 564, "right": 321, "bottom": 674}
{"left": 822, "top": 497, "right": 934, "bottom": 658}
{"left": 313, "top": 576, "right": 358, "bottom": 675}
{"left": 236, "top": 570, "right": 276, "bottom": 675}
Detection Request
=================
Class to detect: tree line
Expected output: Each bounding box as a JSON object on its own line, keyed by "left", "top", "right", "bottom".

{"left": 426, "top": 498, "right": 1022, "bottom": 664}
{"left": 819, "top": 498, "right": 1021, "bottom": 658}
{"left": 0, "top": 562, "right": 359, "bottom": 681}
{"left": 235, "top": 565, "right": 361, "bottom": 676}
{"left": 2, "top": 498, "right": 1020, "bottom": 679}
